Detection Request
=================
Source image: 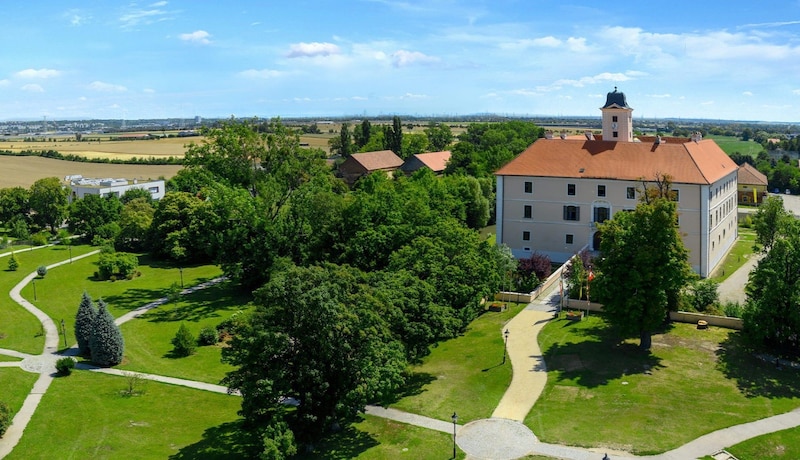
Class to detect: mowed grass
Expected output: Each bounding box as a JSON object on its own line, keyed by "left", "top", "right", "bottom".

{"left": 0, "top": 155, "right": 183, "bottom": 188}
{"left": 0, "top": 244, "right": 98, "bottom": 354}
{"left": 711, "top": 227, "right": 757, "bottom": 282}
{"left": 5, "top": 371, "right": 245, "bottom": 460}
{"left": 0, "top": 368, "right": 39, "bottom": 417}
{"left": 391, "top": 303, "right": 524, "bottom": 424}
{"left": 527, "top": 315, "right": 800, "bottom": 455}
{"left": 707, "top": 135, "right": 764, "bottom": 157}
{"left": 307, "top": 414, "right": 466, "bottom": 459}
{"left": 727, "top": 426, "right": 800, "bottom": 459}
{"left": 118, "top": 282, "right": 252, "bottom": 383}
{"left": 19, "top": 252, "right": 223, "bottom": 354}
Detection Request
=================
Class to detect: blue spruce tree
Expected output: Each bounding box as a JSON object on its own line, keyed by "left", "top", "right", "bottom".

{"left": 89, "top": 299, "right": 124, "bottom": 366}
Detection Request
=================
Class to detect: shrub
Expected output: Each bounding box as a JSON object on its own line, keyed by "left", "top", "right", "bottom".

{"left": 0, "top": 236, "right": 7, "bottom": 249}
{"left": 0, "top": 401, "right": 11, "bottom": 437}
{"left": 36, "top": 265, "right": 47, "bottom": 277}
{"left": 167, "top": 282, "right": 182, "bottom": 303}
{"left": 197, "top": 326, "right": 219, "bottom": 346}
{"left": 89, "top": 300, "right": 125, "bottom": 366}
{"left": 31, "top": 232, "right": 49, "bottom": 246}
{"left": 217, "top": 311, "right": 248, "bottom": 339}
{"left": 171, "top": 323, "right": 196, "bottom": 357}
{"left": 723, "top": 301, "right": 744, "bottom": 318}
{"left": 10, "top": 219, "right": 29, "bottom": 239}
{"left": 686, "top": 279, "right": 719, "bottom": 312}
{"left": 96, "top": 251, "right": 139, "bottom": 281}
{"left": 56, "top": 357, "right": 76, "bottom": 375}
{"left": 7, "top": 253, "right": 19, "bottom": 271}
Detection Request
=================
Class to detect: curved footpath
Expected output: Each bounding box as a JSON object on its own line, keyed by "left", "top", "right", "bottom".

{"left": 3, "top": 249, "right": 800, "bottom": 460}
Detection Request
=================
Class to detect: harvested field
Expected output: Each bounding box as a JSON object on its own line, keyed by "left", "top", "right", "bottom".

{"left": 0, "top": 156, "right": 183, "bottom": 188}
{"left": 0, "top": 136, "right": 191, "bottom": 160}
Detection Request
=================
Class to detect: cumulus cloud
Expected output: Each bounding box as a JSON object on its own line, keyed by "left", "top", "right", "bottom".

{"left": 286, "top": 42, "right": 341, "bottom": 58}
{"left": 89, "top": 81, "right": 127, "bottom": 92}
{"left": 16, "top": 68, "right": 61, "bottom": 79}
{"left": 499, "top": 35, "right": 588, "bottom": 53}
{"left": 22, "top": 84, "right": 44, "bottom": 93}
{"left": 536, "top": 72, "right": 637, "bottom": 92}
{"left": 179, "top": 30, "right": 211, "bottom": 44}
{"left": 392, "top": 50, "right": 440, "bottom": 67}
{"left": 0, "top": 79, "right": 9, "bottom": 86}
{"left": 64, "top": 9, "right": 89, "bottom": 26}
{"left": 793, "top": 89, "right": 800, "bottom": 95}
{"left": 238, "top": 69, "right": 284, "bottom": 79}
{"left": 742, "top": 91, "right": 753, "bottom": 96}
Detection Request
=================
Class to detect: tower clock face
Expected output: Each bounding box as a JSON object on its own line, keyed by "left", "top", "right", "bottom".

{"left": 611, "top": 122, "right": 618, "bottom": 129}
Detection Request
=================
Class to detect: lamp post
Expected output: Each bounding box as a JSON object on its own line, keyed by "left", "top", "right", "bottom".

{"left": 502, "top": 329, "right": 510, "bottom": 364}
{"left": 451, "top": 412, "right": 458, "bottom": 459}
{"left": 32, "top": 278, "right": 37, "bottom": 301}
{"left": 179, "top": 267, "right": 184, "bottom": 288}
{"left": 68, "top": 244, "right": 72, "bottom": 263}
{"left": 61, "top": 319, "right": 67, "bottom": 347}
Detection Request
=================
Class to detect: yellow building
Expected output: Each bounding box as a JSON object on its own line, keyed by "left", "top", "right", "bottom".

{"left": 737, "top": 162, "right": 768, "bottom": 205}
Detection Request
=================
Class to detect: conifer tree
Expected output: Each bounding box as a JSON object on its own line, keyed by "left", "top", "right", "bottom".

{"left": 89, "top": 299, "right": 124, "bottom": 366}
{"left": 74, "top": 291, "right": 96, "bottom": 356}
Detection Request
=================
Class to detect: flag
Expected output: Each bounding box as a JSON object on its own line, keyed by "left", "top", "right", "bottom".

{"left": 753, "top": 188, "right": 757, "bottom": 203}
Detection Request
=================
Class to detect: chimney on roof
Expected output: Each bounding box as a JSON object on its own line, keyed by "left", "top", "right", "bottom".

{"left": 691, "top": 131, "right": 702, "bottom": 142}
{"left": 560, "top": 131, "right": 567, "bottom": 140}
{"left": 655, "top": 135, "right": 663, "bottom": 146}
{"left": 584, "top": 131, "right": 595, "bottom": 141}
{"left": 545, "top": 130, "right": 554, "bottom": 139}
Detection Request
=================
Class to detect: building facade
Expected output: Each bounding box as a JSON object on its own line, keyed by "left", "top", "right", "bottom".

{"left": 66, "top": 176, "right": 166, "bottom": 202}
{"left": 495, "top": 90, "right": 739, "bottom": 278}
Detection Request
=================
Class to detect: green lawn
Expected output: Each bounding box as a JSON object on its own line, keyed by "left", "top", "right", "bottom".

{"left": 0, "top": 368, "right": 39, "bottom": 419}
{"left": 711, "top": 227, "right": 757, "bottom": 282}
{"left": 727, "top": 426, "right": 800, "bottom": 459}
{"left": 19, "top": 252, "right": 223, "bottom": 353}
{"left": 5, "top": 370, "right": 246, "bottom": 460}
{"left": 707, "top": 135, "right": 764, "bottom": 157}
{"left": 391, "top": 303, "right": 524, "bottom": 424}
{"left": 526, "top": 315, "right": 800, "bottom": 455}
{"left": 118, "top": 282, "right": 251, "bottom": 383}
{"left": 0, "top": 244, "right": 98, "bottom": 354}
{"left": 307, "top": 415, "right": 466, "bottom": 459}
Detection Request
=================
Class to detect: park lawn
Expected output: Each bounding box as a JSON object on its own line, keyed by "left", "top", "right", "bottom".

{"left": 391, "top": 303, "right": 524, "bottom": 424}
{"left": 5, "top": 371, "right": 245, "bottom": 460}
{"left": 0, "top": 368, "right": 39, "bottom": 418}
{"left": 707, "top": 135, "right": 764, "bottom": 157}
{"left": 307, "top": 414, "right": 465, "bottom": 459}
{"left": 20, "top": 252, "right": 223, "bottom": 352}
{"left": 526, "top": 315, "right": 800, "bottom": 455}
{"left": 0, "top": 244, "right": 97, "bottom": 354}
{"left": 711, "top": 227, "right": 757, "bottom": 282}
{"left": 0, "top": 355, "right": 22, "bottom": 361}
{"left": 726, "top": 426, "right": 800, "bottom": 459}
{"left": 118, "top": 282, "right": 252, "bottom": 384}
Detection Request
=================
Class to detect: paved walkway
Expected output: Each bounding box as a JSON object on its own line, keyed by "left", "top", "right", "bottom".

{"left": 717, "top": 253, "right": 760, "bottom": 305}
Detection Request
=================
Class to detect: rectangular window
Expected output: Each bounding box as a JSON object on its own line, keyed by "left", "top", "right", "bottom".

{"left": 523, "top": 205, "right": 532, "bottom": 219}
{"left": 613, "top": 131, "right": 619, "bottom": 138}
{"left": 567, "top": 183, "right": 576, "bottom": 196}
{"left": 524, "top": 181, "right": 532, "bottom": 194}
{"left": 148, "top": 186, "right": 159, "bottom": 194}
{"left": 563, "top": 205, "right": 580, "bottom": 221}
{"left": 612, "top": 115, "right": 618, "bottom": 122}
{"left": 597, "top": 185, "right": 606, "bottom": 197}
{"left": 523, "top": 231, "right": 531, "bottom": 241}
{"left": 594, "top": 207, "right": 610, "bottom": 223}
{"left": 672, "top": 190, "right": 680, "bottom": 202}
{"left": 626, "top": 186, "right": 635, "bottom": 199}
{"left": 566, "top": 234, "right": 574, "bottom": 244}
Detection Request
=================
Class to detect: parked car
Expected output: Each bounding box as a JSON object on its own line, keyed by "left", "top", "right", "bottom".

{"left": 786, "top": 189, "right": 791, "bottom": 195}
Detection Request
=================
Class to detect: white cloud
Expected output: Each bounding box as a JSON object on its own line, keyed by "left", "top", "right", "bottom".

{"left": 179, "top": 30, "right": 211, "bottom": 45}
{"left": 351, "top": 96, "right": 368, "bottom": 101}
{"left": 150, "top": 1, "right": 168, "bottom": 6}
{"left": 238, "top": 69, "right": 284, "bottom": 79}
{"left": 64, "top": 9, "right": 89, "bottom": 26}
{"left": 0, "top": 79, "right": 9, "bottom": 87}
{"left": 21, "top": 84, "right": 44, "bottom": 93}
{"left": 649, "top": 93, "right": 672, "bottom": 98}
{"left": 536, "top": 71, "right": 637, "bottom": 92}
{"left": 701, "top": 101, "right": 715, "bottom": 106}
{"left": 402, "top": 92, "right": 428, "bottom": 99}
{"left": 16, "top": 68, "right": 61, "bottom": 79}
{"left": 143, "top": 88, "right": 156, "bottom": 93}
{"left": 89, "top": 81, "right": 127, "bottom": 92}
{"left": 286, "top": 42, "right": 341, "bottom": 58}
{"left": 793, "top": 89, "right": 800, "bottom": 96}
{"left": 120, "top": 5, "right": 171, "bottom": 28}
{"left": 742, "top": 91, "right": 753, "bottom": 96}
{"left": 392, "top": 50, "right": 440, "bottom": 67}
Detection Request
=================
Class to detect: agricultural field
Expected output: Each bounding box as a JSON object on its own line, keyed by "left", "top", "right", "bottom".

{"left": 706, "top": 134, "right": 764, "bottom": 157}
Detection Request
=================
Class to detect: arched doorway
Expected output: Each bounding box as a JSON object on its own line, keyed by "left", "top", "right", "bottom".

{"left": 592, "top": 231, "right": 602, "bottom": 251}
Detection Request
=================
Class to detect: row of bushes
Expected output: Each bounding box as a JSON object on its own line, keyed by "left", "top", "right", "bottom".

{"left": 0, "top": 149, "right": 183, "bottom": 165}
{"left": 171, "top": 311, "right": 247, "bottom": 357}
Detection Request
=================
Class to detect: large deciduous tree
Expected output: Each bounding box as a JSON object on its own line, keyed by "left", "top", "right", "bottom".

{"left": 0, "top": 186, "right": 30, "bottom": 226}
{"left": 594, "top": 195, "right": 693, "bottom": 350}
{"left": 68, "top": 194, "right": 123, "bottom": 240}
{"left": 222, "top": 263, "right": 406, "bottom": 452}
{"left": 424, "top": 122, "right": 454, "bottom": 151}
{"left": 744, "top": 218, "right": 800, "bottom": 355}
{"left": 445, "top": 121, "right": 544, "bottom": 178}
{"left": 752, "top": 195, "right": 790, "bottom": 252}
{"left": 29, "top": 177, "right": 69, "bottom": 232}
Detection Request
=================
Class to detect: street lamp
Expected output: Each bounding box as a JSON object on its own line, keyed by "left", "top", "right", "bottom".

{"left": 179, "top": 267, "right": 184, "bottom": 288}
{"left": 502, "top": 329, "right": 510, "bottom": 364}
{"left": 61, "top": 319, "right": 67, "bottom": 347}
{"left": 68, "top": 244, "right": 72, "bottom": 263}
{"left": 451, "top": 412, "right": 458, "bottom": 459}
{"left": 32, "top": 278, "right": 37, "bottom": 301}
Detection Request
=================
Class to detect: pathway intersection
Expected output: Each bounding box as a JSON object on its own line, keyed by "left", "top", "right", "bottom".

{"left": 0, "top": 248, "right": 798, "bottom": 459}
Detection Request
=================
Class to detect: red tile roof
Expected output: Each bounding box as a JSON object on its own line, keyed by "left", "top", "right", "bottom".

{"left": 737, "top": 162, "right": 768, "bottom": 186}
{"left": 410, "top": 151, "right": 451, "bottom": 172}
{"left": 495, "top": 138, "right": 737, "bottom": 185}
{"left": 349, "top": 150, "right": 404, "bottom": 171}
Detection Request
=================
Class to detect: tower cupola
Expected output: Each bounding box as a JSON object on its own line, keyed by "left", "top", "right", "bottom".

{"left": 600, "top": 87, "right": 633, "bottom": 142}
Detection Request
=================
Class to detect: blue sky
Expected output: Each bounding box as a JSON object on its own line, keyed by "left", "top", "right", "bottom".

{"left": 3, "top": 1, "right": 800, "bottom": 122}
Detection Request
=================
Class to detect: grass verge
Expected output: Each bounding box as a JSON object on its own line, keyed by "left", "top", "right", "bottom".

{"left": 391, "top": 303, "right": 525, "bottom": 424}
{"left": 0, "top": 368, "right": 39, "bottom": 419}
{"left": 526, "top": 315, "right": 800, "bottom": 454}
{"left": 727, "top": 426, "right": 800, "bottom": 459}
{"left": 5, "top": 370, "right": 244, "bottom": 460}
{"left": 711, "top": 228, "right": 757, "bottom": 282}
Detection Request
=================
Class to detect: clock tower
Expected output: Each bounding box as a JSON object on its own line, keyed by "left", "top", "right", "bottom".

{"left": 601, "top": 87, "right": 633, "bottom": 142}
